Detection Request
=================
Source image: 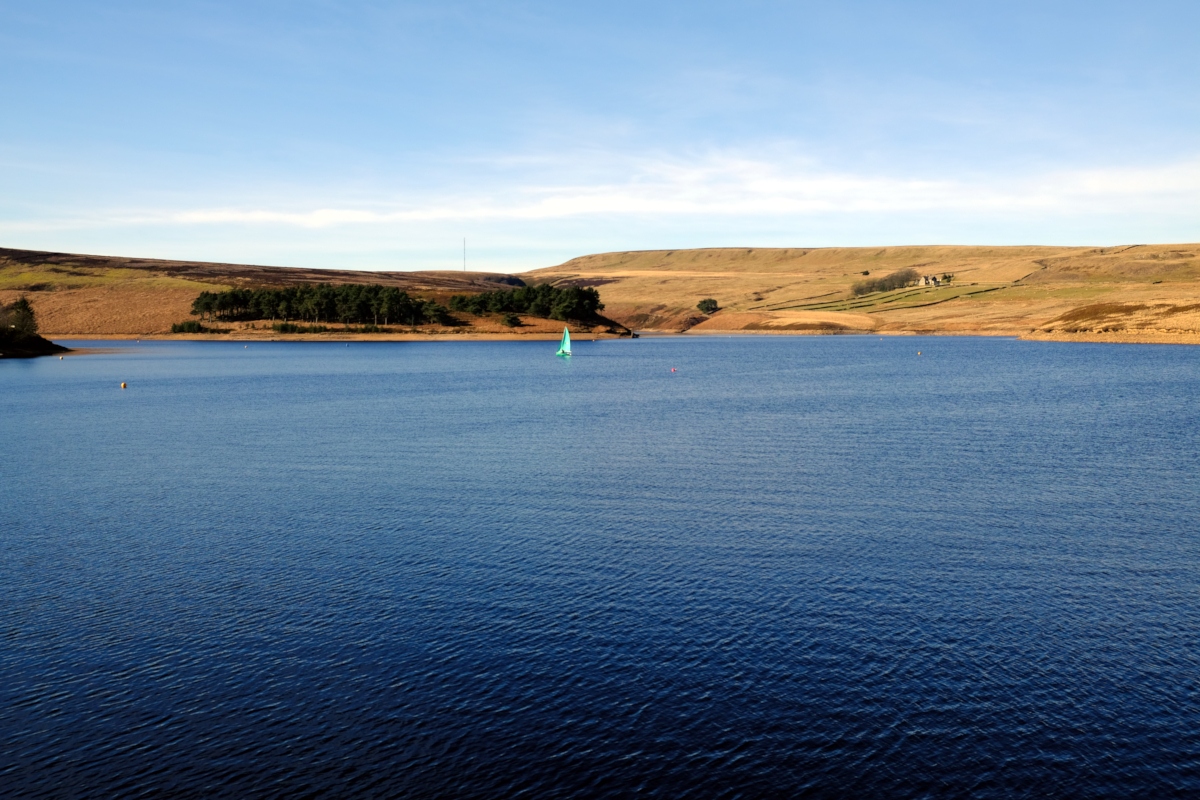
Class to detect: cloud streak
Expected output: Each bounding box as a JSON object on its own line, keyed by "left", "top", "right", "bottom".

{"left": 5, "top": 153, "right": 1198, "bottom": 234}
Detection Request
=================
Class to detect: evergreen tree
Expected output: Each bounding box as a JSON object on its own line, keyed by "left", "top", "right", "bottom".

{"left": 3, "top": 296, "right": 38, "bottom": 338}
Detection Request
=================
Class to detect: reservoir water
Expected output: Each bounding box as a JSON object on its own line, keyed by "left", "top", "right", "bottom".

{"left": 3, "top": 336, "right": 1199, "bottom": 798}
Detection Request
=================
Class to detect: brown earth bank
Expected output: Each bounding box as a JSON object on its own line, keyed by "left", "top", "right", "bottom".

{"left": 53, "top": 332, "right": 624, "bottom": 343}
{"left": 7, "top": 243, "right": 1200, "bottom": 344}
{"left": 46, "top": 313, "right": 623, "bottom": 342}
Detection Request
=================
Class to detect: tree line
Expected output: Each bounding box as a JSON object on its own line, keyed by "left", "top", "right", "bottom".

{"left": 190, "top": 284, "right": 451, "bottom": 326}
{"left": 850, "top": 268, "right": 920, "bottom": 297}
{"left": 447, "top": 284, "right": 603, "bottom": 321}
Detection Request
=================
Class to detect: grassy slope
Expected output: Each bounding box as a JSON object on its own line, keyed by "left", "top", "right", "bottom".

{"left": 519, "top": 244, "right": 1200, "bottom": 338}
{"left": 0, "top": 247, "right": 537, "bottom": 336}
{"left": 8, "top": 243, "right": 1200, "bottom": 340}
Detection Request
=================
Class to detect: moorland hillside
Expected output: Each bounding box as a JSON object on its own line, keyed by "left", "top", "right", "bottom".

{"left": 5, "top": 243, "right": 1200, "bottom": 342}
{"left": 0, "top": 247, "right": 532, "bottom": 336}
{"left": 521, "top": 244, "right": 1200, "bottom": 341}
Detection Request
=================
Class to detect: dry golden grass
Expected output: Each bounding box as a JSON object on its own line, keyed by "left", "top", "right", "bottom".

{"left": 520, "top": 244, "right": 1200, "bottom": 341}
{"left": 0, "top": 246, "right": 537, "bottom": 336}
{"left": 10, "top": 242, "right": 1200, "bottom": 343}
{"left": 0, "top": 287, "right": 212, "bottom": 336}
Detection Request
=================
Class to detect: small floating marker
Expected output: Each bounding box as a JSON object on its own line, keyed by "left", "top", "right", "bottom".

{"left": 671, "top": 368, "right": 676, "bottom": 372}
{"left": 59, "top": 356, "right": 63, "bottom": 360}
{"left": 917, "top": 351, "right": 921, "bottom": 355}
{"left": 121, "top": 382, "right": 127, "bottom": 388}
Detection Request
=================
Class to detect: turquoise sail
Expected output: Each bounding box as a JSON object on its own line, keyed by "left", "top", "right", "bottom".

{"left": 556, "top": 326, "right": 571, "bottom": 356}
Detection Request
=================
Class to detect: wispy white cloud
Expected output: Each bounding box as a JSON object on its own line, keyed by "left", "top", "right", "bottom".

{"left": 4, "top": 152, "right": 1198, "bottom": 234}
{"left": 147, "top": 155, "right": 1200, "bottom": 225}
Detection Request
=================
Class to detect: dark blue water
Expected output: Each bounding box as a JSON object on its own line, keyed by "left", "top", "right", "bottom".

{"left": 3, "top": 336, "right": 1199, "bottom": 798}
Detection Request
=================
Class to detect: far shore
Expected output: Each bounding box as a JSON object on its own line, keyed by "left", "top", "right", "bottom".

{"left": 689, "top": 328, "right": 1200, "bottom": 345}
{"left": 45, "top": 328, "right": 1200, "bottom": 346}
{"left": 48, "top": 331, "right": 626, "bottom": 343}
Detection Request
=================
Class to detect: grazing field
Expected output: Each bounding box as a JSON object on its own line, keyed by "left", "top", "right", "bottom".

{"left": 5, "top": 243, "right": 1200, "bottom": 342}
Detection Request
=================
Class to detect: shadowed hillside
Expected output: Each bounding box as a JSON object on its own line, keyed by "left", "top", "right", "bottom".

{"left": 0, "top": 247, "right": 526, "bottom": 336}
{"left": 0, "top": 246, "right": 522, "bottom": 292}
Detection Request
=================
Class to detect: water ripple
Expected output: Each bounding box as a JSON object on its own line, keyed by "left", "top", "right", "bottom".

{"left": 3, "top": 337, "right": 1200, "bottom": 798}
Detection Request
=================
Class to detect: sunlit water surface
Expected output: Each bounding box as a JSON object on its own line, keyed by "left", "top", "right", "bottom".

{"left": 3, "top": 336, "right": 1199, "bottom": 798}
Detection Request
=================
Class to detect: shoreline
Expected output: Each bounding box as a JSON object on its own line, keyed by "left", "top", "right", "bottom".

{"left": 44, "top": 328, "right": 1200, "bottom": 346}
{"left": 47, "top": 331, "right": 627, "bottom": 343}
{"left": 689, "top": 328, "right": 1200, "bottom": 345}
{"left": 0, "top": 333, "right": 72, "bottom": 359}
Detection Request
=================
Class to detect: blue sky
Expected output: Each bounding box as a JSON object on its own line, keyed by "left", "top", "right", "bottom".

{"left": 2, "top": 0, "right": 1197, "bottom": 272}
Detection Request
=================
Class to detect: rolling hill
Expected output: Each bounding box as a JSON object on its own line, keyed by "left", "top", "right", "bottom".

{"left": 523, "top": 244, "right": 1200, "bottom": 342}
{"left": 5, "top": 243, "right": 1200, "bottom": 343}
{"left": 0, "top": 246, "right": 529, "bottom": 336}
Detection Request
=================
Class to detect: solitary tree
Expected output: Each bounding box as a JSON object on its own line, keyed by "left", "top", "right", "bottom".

{"left": 10, "top": 296, "right": 37, "bottom": 337}
{"left": 697, "top": 298, "right": 718, "bottom": 314}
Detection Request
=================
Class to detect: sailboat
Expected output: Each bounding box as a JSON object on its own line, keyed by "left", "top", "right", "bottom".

{"left": 556, "top": 326, "right": 572, "bottom": 356}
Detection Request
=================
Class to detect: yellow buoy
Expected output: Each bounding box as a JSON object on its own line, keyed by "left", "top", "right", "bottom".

{"left": 918, "top": 351, "right": 921, "bottom": 355}
{"left": 59, "top": 356, "right": 63, "bottom": 360}
{"left": 121, "top": 382, "right": 126, "bottom": 388}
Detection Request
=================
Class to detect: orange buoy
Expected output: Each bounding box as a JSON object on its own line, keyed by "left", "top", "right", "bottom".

{"left": 917, "top": 351, "right": 921, "bottom": 355}
{"left": 121, "top": 382, "right": 126, "bottom": 388}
